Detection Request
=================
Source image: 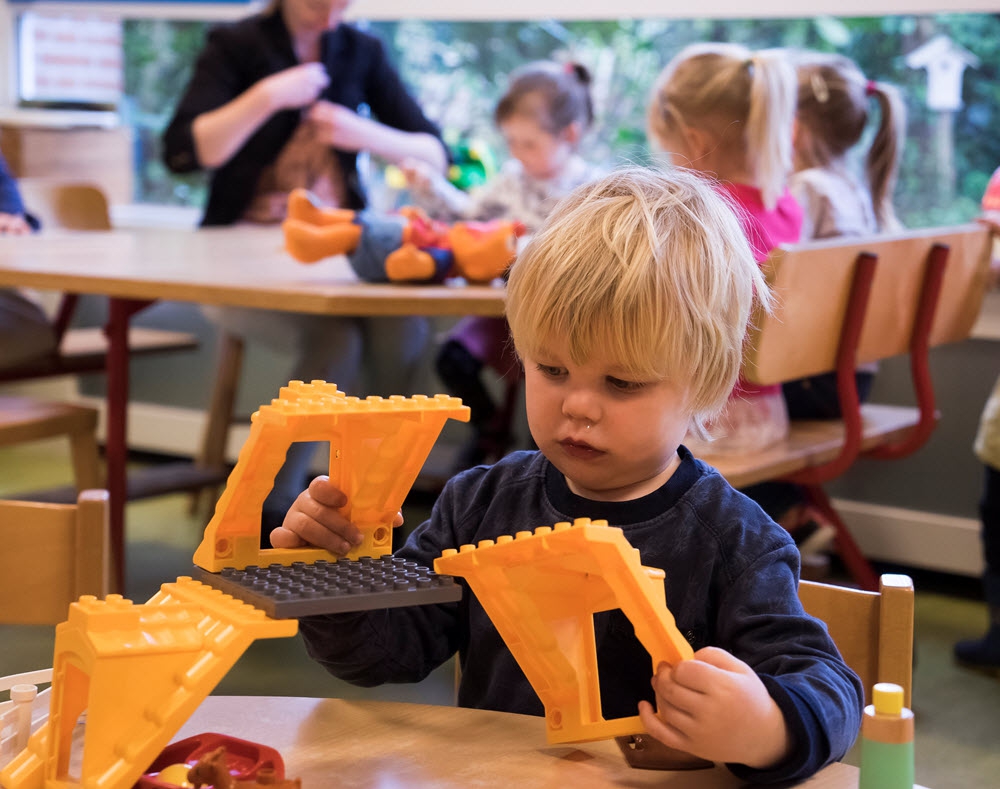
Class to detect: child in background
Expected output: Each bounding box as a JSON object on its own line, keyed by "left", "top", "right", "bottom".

{"left": 790, "top": 52, "right": 905, "bottom": 244}
{"left": 275, "top": 168, "right": 863, "bottom": 783}
{"left": 646, "top": 42, "right": 802, "bottom": 455}
{"left": 743, "top": 53, "right": 907, "bottom": 551}
{"left": 783, "top": 51, "right": 906, "bottom": 416}
{"left": 404, "top": 60, "right": 600, "bottom": 470}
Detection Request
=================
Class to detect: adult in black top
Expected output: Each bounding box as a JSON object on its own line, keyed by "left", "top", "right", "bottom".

{"left": 161, "top": 0, "right": 447, "bottom": 535}
{"left": 162, "top": 0, "right": 447, "bottom": 225}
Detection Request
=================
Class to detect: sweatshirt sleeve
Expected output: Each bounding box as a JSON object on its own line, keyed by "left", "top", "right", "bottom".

{"left": 718, "top": 544, "right": 865, "bottom": 784}
{"left": 297, "top": 484, "right": 468, "bottom": 686}
{"left": 0, "top": 153, "right": 26, "bottom": 216}
{"left": 162, "top": 24, "right": 248, "bottom": 174}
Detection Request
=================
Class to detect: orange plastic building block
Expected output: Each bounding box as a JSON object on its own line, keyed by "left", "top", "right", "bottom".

{"left": 193, "top": 381, "right": 469, "bottom": 572}
{"left": 0, "top": 382, "right": 469, "bottom": 789}
{"left": 0, "top": 580, "right": 296, "bottom": 789}
{"left": 434, "top": 518, "right": 693, "bottom": 744}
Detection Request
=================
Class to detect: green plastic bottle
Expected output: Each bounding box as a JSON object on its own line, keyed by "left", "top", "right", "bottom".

{"left": 859, "top": 682, "right": 914, "bottom": 789}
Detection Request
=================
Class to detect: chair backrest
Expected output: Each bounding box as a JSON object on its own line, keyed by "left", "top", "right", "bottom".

{"left": 799, "top": 573, "right": 914, "bottom": 708}
{"left": 17, "top": 178, "right": 112, "bottom": 231}
{"left": 0, "top": 490, "right": 110, "bottom": 625}
{"left": 745, "top": 224, "right": 992, "bottom": 386}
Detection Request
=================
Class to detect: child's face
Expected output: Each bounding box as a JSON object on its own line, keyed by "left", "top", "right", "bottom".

{"left": 500, "top": 116, "right": 575, "bottom": 182}
{"left": 522, "top": 338, "right": 692, "bottom": 502}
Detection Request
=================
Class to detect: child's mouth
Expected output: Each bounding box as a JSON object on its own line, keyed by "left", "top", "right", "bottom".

{"left": 558, "top": 438, "right": 602, "bottom": 459}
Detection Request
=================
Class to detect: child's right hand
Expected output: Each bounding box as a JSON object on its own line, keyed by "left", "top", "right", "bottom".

{"left": 400, "top": 158, "right": 436, "bottom": 192}
{"left": 0, "top": 211, "right": 32, "bottom": 235}
{"left": 269, "top": 475, "right": 404, "bottom": 556}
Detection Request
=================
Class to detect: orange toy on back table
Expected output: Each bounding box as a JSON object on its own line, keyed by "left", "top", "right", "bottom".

{"left": 282, "top": 188, "right": 525, "bottom": 283}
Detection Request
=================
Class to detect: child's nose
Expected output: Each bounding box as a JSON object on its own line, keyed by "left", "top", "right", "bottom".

{"left": 561, "top": 390, "right": 600, "bottom": 426}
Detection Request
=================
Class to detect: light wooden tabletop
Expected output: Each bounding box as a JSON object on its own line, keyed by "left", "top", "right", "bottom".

{"left": 0, "top": 226, "right": 507, "bottom": 317}
{"left": 172, "top": 696, "right": 891, "bottom": 788}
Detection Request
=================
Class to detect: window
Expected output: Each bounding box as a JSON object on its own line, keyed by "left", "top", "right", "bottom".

{"left": 26, "top": 9, "right": 1000, "bottom": 228}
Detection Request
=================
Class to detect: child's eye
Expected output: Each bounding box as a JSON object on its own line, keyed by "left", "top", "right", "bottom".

{"left": 536, "top": 363, "right": 565, "bottom": 378}
{"left": 607, "top": 377, "right": 644, "bottom": 393}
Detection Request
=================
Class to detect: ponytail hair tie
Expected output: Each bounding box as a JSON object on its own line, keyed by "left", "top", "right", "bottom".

{"left": 865, "top": 79, "right": 878, "bottom": 97}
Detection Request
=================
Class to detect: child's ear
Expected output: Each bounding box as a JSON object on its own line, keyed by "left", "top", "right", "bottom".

{"left": 682, "top": 125, "right": 714, "bottom": 161}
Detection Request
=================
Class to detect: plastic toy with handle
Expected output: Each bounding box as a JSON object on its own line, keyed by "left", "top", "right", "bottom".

{"left": 283, "top": 189, "right": 524, "bottom": 283}
{"left": 434, "top": 518, "right": 694, "bottom": 745}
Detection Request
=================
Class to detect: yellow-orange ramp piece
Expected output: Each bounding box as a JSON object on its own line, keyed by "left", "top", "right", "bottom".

{"left": 194, "top": 381, "right": 469, "bottom": 572}
{"left": 434, "top": 518, "right": 693, "bottom": 744}
{"left": 0, "top": 579, "right": 296, "bottom": 789}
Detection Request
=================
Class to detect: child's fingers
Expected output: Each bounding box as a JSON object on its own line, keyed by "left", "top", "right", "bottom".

{"left": 652, "top": 671, "right": 702, "bottom": 718}
{"left": 392, "top": 511, "right": 404, "bottom": 528}
{"left": 670, "top": 647, "right": 747, "bottom": 693}
{"left": 307, "top": 475, "right": 348, "bottom": 508}
{"left": 280, "top": 509, "right": 358, "bottom": 555}
{"left": 638, "top": 700, "right": 691, "bottom": 751}
{"left": 268, "top": 525, "right": 307, "bottom": 549}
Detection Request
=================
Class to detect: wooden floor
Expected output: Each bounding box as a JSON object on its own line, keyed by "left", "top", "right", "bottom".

{"left": 1, "top": 441, "right": 999, "bottom": 789}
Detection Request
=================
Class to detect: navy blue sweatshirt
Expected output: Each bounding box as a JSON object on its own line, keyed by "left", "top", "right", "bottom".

{"left": 299, "top": 448, "right": 863, "bottom": 783}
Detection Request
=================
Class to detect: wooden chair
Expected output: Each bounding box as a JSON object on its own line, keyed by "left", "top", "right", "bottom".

{"left": 800, "top": 573, "right": 914, "bottom": 708}
{"left": 0, "top": 490, "right": 110, "bottom": 625}
{"left": 705, "top": 224, "right": 992, "bottom": 590}
{"left": 189, "top": 330, "right": 245, "bottom": 515}
{"left": 0, "top": 179, "right": 199, "bottom": 386}
{"left": 0, "top": 396, "right": 103, "bottom": 494}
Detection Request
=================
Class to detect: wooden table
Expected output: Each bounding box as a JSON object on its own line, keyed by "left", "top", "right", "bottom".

{"left": 174, "top": 696, "right": 901, "bottom": 788}
{"left": 0, "top": 227, "right": 506, "bottom": 589}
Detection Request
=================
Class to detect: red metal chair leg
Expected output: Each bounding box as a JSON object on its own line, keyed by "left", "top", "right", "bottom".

{"left": 802, "top": 485, "right": 879, "bottom": 592}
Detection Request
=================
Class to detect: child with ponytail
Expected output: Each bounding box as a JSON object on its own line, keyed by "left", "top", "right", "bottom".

{"left": 647, "top": 42, "right": 803, "bottom": 456}
{"left": 744, "top": 54, "right": 908, "bottom": 553}
{"left": 791, "top": 51, "right": 905, "bottom": 243}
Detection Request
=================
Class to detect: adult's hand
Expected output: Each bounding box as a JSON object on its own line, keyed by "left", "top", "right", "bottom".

{"left": 261, "top": 62, "right": 331, "bottom": 113}
{"left": 306, "top": 101, "right": 373, "bottom": 152}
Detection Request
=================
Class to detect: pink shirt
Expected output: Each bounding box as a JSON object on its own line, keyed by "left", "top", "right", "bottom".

{"left": 719, "top": 181, "right": 803, "bottom": 395}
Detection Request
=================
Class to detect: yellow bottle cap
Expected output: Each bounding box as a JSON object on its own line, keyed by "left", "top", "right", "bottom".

{"left": 872, "top": 682, "right": 904, "bottom": 716}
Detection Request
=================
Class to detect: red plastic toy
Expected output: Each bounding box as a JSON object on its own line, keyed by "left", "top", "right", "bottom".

{"left": 137, "top": 733, "right": 287, "bottom": 789}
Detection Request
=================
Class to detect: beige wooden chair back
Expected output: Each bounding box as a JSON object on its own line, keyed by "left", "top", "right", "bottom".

{"left": 799, "top": 573, "right": 914, "bottom": 708}
{"left": 745, "top": 224, "right": 991, "bottom": 386}
{"left": 0, "top": 490, "right": 110, "bottom": 625}
{"left": 0, "top": 397, "right": 103, "bottom": 493}
{"left": 17, "top": 178, "right": 112, "bottom": 231}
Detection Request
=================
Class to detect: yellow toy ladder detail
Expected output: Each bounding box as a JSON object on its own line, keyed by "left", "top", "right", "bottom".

{"left": 193, "top": 381, "right": 469, "bottom": 571}
{"left": 434, "top": 518, "right": 693, "bottom": 744}
{"left": 0, "top": 580, "right": 296, "bottom": 789}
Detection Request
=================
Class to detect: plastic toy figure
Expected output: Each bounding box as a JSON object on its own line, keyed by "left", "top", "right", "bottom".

{"left": 138, "top": 733, "right": 290, "bottom": 789}
{"left": 282, "top": 188, "right": 524, "bottom": 283}
{"left": 187, "top": 746, "right": 301, "bottom": 789}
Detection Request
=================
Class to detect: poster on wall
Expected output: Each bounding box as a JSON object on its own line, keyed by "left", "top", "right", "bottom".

{"left": 17, "top": 11, "right": 123, "bottom": 109}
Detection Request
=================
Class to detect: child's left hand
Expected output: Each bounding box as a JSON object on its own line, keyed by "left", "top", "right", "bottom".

{"left": 637, "top": 646, "right": 792, "bottom": 769}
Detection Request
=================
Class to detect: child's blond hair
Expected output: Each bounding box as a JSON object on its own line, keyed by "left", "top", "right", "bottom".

{"left": 506, "top": 167, "right": 770, "bottom": 430}
{"left": 648, "top": 43, "right": 796, "bottom": 211}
